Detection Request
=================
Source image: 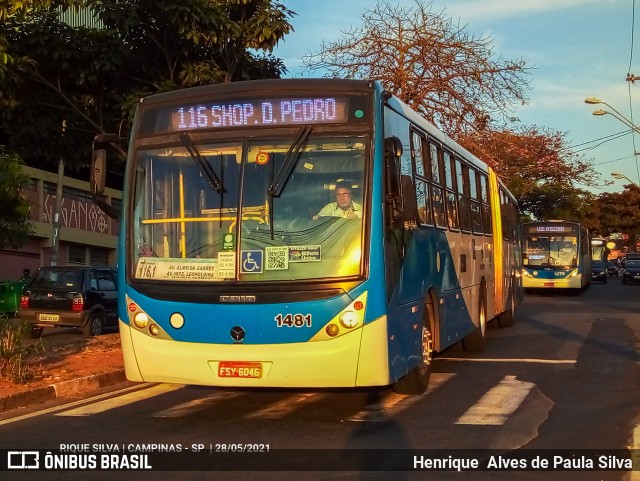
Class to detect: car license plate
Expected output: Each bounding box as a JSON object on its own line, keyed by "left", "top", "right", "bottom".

{"left": 218, "top": 362, "right": 262, "bottom": 378}
{"left": 38, "top": 313, "right": 60, "bottom": 322}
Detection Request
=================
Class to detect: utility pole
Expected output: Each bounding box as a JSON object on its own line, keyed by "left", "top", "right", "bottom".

{"left": 50, "top": 120, "right": 66, "bottom": 266}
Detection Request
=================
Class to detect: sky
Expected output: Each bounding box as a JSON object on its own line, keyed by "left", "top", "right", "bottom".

{"left": 273, "top": 0, "right": 640, "bottom": 193}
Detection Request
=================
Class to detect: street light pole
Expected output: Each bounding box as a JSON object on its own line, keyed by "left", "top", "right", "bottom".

{"left": 585, "top": 97, "right": 640, "bottom": 184}
{"left": 611, "top": 171, "right": 640, "bottom": 187}
{"left": 585, "top": 97, "right": 640, "bottom": 134}
{"left": 50, "top": 120, "right": 66, "bottom": 266}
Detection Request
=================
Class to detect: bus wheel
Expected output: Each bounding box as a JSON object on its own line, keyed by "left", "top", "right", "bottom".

{"left": 498, "top": 290, "right": 515, "bottom": 327}
{"left": 392, "top": 304, "right": 434, "bottom": 395}
{"left": 463, "top": 286, "right": 487, "bottom": 352}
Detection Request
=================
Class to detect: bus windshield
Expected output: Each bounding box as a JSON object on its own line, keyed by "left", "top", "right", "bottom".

{"left": 523, "top": 234, "right": 578, "bottom": 269}
{"left": 131, "top": 134, "right": 367, "bottom": 283}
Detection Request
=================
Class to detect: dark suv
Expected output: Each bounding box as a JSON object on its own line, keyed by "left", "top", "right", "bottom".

{"left": 621, "top": 259, "right": 640, "bottom": 284}
{"left": 19, "top": 266, "right": 118, "bottom": 338}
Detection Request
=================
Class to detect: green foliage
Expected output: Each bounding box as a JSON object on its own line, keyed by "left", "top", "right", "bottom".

{"left": 0, "top": 0, "right": 294, "bottom": 174}
{"left": 0, "top": 315, "right": 38, "bottom": 383}
{"left": 596, "top": 185, "right": 640, "bottom": 249}
{"left": 0, "top": 149, "right": 33, "bottom": 249}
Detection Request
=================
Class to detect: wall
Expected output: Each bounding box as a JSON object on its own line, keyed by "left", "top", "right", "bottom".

{"left": 0, "top": 165, "right": 121, "bottom": 281}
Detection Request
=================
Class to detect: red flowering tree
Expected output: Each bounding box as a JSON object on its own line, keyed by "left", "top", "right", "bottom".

{"left": 460, "top": 125, "right": 599, "bottom": 220}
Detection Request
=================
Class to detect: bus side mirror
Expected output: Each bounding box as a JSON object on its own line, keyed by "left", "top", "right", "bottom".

{"left": 91, "top": 133, "right": 121, "bottom": 220}
{"left": 91, "top": 149, "right": 107, "bottom": 196}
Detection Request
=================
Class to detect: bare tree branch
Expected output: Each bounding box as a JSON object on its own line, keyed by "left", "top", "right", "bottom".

{"left": 302, "top": 0, "right": 532, "bottom": 136}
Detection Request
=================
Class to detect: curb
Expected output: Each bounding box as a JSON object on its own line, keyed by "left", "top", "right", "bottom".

{"left": 0, "top": 369, "right": 127, "bottom": 413}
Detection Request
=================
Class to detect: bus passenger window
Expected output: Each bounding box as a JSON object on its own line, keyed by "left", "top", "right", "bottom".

{"left": 415, "top": 180, "right": 432, "bottom": 225}
{"left": 430, "top": 143, "right": 441, "bottom": 185}
{"left": 432, "top": 185, "right": 447, "bottom": 228}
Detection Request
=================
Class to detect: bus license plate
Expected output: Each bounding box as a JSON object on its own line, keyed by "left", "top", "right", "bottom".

{"left": 543, "top": 282, "right": 554, "bottom": 287}
{"left": 38, "top": 313, "right": 60, "bottom": 322}
{"left": 218, "top": 362, "right": 262, "bottom": 378}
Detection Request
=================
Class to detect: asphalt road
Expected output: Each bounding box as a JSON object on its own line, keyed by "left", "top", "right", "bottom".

{"left": 0, "top": 275, "right": 638, "bottom": 481}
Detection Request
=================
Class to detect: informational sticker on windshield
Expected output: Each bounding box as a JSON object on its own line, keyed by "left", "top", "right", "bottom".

{"left": 241, "top": 250, "right": 264, "bottom": 274}
{"left": 217, "top": 252, "right": 236, "bottom": 278}
{"left": 289, "top": 245, "right": 321, "bottom": 262}
{"left": 222, "top": 233, "right": 235, "bottom": 251}
{"left": 265, "top": 246, "right": 289, "bottom": 270}
{"left": 136, "top": 257, "right": 220, "bottom": 281}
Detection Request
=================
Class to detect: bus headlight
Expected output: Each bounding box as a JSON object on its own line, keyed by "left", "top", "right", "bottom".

{"left": 310, "top": 291, "right": 368, "bottom": 342}
{"left": 133, "top": 312, "right": 150, "bottom": 329}
{"left": 522, "top": 269, "right": 533, "bottom": 278}
{"left": 340, "top": 311, "right": 358, "bottom": 329}
{"left": 568, "top": 269, "right": 579, "bottom": 278}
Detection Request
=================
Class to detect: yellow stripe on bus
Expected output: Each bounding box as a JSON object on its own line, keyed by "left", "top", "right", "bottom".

{"left": 488, "top": 168, "right": 503, "bottom": 315}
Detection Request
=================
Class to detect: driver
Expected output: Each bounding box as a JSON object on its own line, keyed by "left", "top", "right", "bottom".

{"left": 313, "top": 182, "right": 362, "bottom": 220}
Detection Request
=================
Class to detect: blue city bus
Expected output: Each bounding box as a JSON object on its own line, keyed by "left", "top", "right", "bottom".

{"left": 91, "top": 79, "right": 522, "bottom": 394}
{"left": 522, "top": 221, "right": 591, "bottom": 292}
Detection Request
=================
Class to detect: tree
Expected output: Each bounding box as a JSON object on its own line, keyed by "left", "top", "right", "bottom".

{"left": 460, "top": 126, "right": 600, "bottom": 220}
{"left": 301, "top": 0, "right": 531, "bottom": 135}
{"left": 0, "top": 0, "right": 294, "bottom": 174}
{"left": 0, "top": 0, "right": 78, "bottom": 80}
{"left": 0, "top": 149, "right": 33, "bottom": 249}
{"left": 597, "top": 185, "right": 640, "bottom": 250}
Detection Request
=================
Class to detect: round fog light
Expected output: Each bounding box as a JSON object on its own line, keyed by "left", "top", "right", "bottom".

{"left": 170, "top": 312, "right": 185, "bottom": 329}
{"left": 326, "top": 324, "right": 340, "bottom": 337}
{"left": 149, "top": 324, "right": 160, "bottom": 336}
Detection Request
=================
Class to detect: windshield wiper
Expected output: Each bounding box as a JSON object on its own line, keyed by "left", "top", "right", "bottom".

{"left": 267, "top": 126, "right": 311, "bottom": 198}
{"left": 179, "top": 132, "right": 225, "bottom": 194}
{"left": 267, "top": 126, "right": 312, "bottom": 239}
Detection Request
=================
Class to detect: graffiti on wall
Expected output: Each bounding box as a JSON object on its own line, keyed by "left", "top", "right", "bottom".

{"left": 42, "top": 195, "right": 111, "bottom": 233}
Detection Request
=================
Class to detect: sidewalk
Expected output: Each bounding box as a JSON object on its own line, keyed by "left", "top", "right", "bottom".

{"left": 0, "top": 330, "right": 128, "bottom": 413}
{"left": 0, "top": 369, "right": 127, "bottom": 412}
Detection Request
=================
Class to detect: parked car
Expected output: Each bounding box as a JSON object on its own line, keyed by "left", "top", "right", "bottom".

{"left": 621, "top": 260, "right": 640, "bottom": 284}
{"left": 18, "top": 266, "right": 118, "bottom": 338}
{"left": 591, "top": 260, "right": 607, "bottom": 283}
{"left": 605, "top": 261, "right": 619, "bottom": 277}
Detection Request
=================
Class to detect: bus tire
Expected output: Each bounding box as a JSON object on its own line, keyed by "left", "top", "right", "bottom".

{"left": 392, "top": 296, "right": 434, "bottom": 395}
{"left": 498, "top": 289, "right": 516, "bottom": 327}
{"left": 463, "top": 284, "right": 487, "bottom": 352}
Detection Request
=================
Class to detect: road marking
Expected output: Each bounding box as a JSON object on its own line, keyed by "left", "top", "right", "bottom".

{"left": 0, "top": 384, "right": 149, "bottom": 426}
{"left": 346, "top": 372, "right": 456, "bottom": 422}
{"left": 153, "top": 391, "right": 241, "bottom": 418}
{"left": 438, "top": 358, "right": 575, "bottom": 364}
{"left": 244, "top": 392, "right": 329, "bottom": 419}
{"left": 455, "top": 375, "right": 534, "bottom": 425}
{"left": 55, "top": 384, "right": 184, "bottom": 417}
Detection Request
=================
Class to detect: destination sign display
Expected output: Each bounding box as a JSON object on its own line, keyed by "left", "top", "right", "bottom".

{"left": 140, "top": 94, "right": 368, "bottom": 134}
{"left": 524, "top": 224, "right": 578, "bottom": 234}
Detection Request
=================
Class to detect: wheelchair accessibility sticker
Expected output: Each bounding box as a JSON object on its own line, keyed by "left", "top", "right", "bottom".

{"left": 241, "top": 250, "right": 263, "bottom": 274}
